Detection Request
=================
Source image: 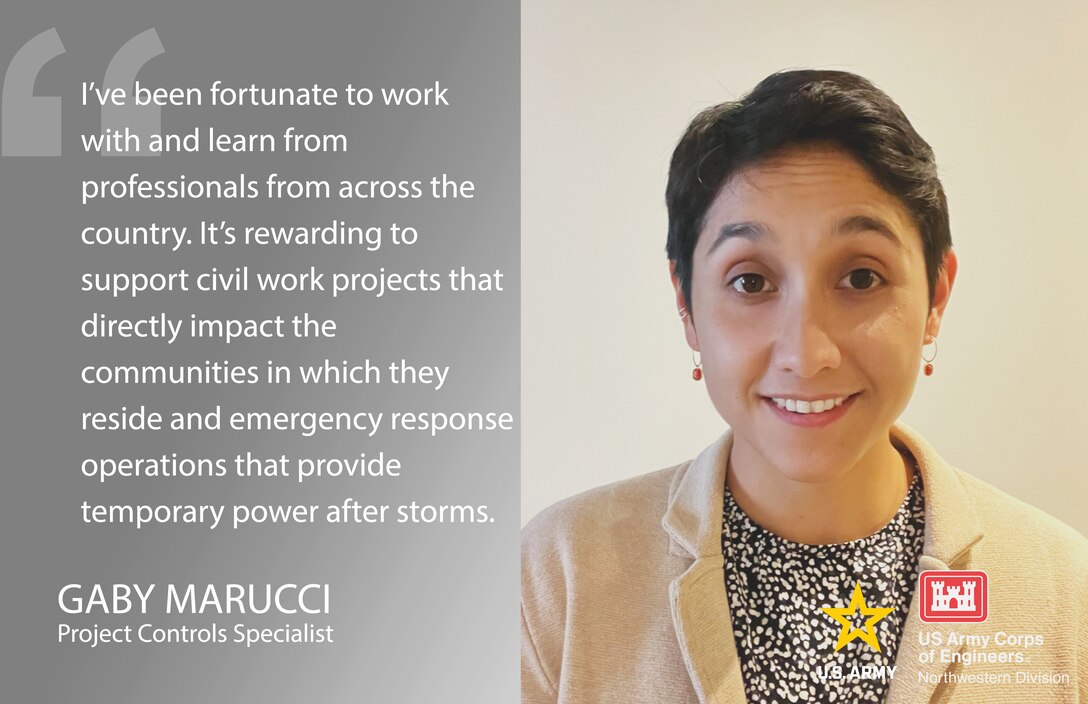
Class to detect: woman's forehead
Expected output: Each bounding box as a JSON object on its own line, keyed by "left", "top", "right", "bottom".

{"left": 702, "top": 144, "right": 922, "bottom": 252}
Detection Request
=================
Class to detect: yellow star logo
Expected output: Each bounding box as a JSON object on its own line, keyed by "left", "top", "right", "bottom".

{"left": 821, "top": 581, "right": 894, "bottom": 652}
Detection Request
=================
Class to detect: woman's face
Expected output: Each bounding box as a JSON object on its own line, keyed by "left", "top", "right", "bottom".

{"left": 674, "top": 143, "right": 956, "bottom": 483}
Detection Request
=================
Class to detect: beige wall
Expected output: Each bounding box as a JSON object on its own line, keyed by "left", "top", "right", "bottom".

{"left": 522, "top": 0, "right": 1088, "bottom": 536}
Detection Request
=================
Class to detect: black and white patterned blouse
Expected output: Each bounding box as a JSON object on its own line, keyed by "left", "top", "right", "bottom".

{"left": 721, "top": 472, "right": 925, "bottom": 703}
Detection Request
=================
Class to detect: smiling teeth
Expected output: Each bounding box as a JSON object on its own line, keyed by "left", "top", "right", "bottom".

{"left": 772, "top": 397, "right": 846, "bottom": 414}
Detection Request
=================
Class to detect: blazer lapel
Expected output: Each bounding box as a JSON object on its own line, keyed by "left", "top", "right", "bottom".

{"left": 885, "top": 424, "right": 985, "bottom": 704}
{"left": 670, "top": 556, "right": 747, "bottom": 703}
{"left": 663, "top": 434, "right": 749, "bottom": 703}
{"left": 662, "top": 424, "right": 984, "bottom": 704}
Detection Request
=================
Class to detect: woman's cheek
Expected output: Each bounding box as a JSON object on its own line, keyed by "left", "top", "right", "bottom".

{"left": 855, "top": 324, "right": 922, "bottom": 386}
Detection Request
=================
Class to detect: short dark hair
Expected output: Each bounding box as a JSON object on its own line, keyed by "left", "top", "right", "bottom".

{"left": 666, "top": 69, "right": 951, "bottom": 310}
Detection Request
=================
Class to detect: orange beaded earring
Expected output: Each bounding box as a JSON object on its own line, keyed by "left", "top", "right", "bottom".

{"left": 679, "top": 307, "right": 702, "bottom": 381}
{"left": 922, "top": 337, "right": 938, "bottom": 376}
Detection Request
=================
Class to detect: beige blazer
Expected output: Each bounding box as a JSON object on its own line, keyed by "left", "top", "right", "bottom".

{"left": 522, "top": 423, "right": 1088, "bottom": 703}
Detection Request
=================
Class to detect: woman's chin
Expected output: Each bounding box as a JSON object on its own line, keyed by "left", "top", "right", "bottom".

{"left": 729, "top": 426, "right": 881, "bottom": 487}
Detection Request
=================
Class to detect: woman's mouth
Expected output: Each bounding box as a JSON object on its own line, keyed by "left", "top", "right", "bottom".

{"left": 770, "top": 396, "right": 846, "bottom": 414}
{"left": 762, "top": 393, "right": 860, "bottom": 426}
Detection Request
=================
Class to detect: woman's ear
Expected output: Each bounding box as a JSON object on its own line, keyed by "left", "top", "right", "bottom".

{"left": 670, "top": 261, "right": 700, "bottom": 352}
{"left": 925, "top": 249, "right": 958, "bottom": 341}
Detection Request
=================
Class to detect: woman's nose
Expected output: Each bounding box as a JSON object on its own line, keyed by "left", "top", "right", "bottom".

{"left": 772, "top": 294, "right": 842, "bottom": 378}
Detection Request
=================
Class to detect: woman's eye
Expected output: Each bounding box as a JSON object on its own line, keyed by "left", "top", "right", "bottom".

{"left": 838, "top": 268, "right": 885, "bottom": 290}
{"left": 728, "top": 273, "right": 775, "bottom": 294}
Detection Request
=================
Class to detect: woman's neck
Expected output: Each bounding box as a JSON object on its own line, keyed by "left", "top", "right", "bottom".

{"left": 725, "top": 437, "right": 915, "bottom": 545}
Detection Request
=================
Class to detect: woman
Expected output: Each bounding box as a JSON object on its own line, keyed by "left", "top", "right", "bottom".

{"left": 521, "top": 70, "right": 1088, "bottom": 703}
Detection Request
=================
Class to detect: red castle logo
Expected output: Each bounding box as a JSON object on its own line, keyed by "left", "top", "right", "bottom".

{"left": 919, "top": 570, "right": 988, "bottom": 623}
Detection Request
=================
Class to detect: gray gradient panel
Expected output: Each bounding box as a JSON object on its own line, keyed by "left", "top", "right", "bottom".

{"left": 0, "top": 1, "right": 518, "bottom": 702}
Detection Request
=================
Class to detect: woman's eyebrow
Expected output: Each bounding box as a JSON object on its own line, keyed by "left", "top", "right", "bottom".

{"left": 836, "top": 214, "right": 903, "bottom": 247}
{"left": 705, "top": 221, "right": 769, "bottom": 257}
{"left": 706, "top": 214, "right": 902, "bottom": 258}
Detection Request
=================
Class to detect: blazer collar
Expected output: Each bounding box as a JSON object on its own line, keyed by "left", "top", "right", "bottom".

{"left": 660, "top": 421, "right": 986, "bottom": 704}
{"left": 661, "top": 432, "right": 732, "bottom": 560}
{"left": 884, "top": 424, "right": 987, "bottom": 703}
{"left": 888, "top": 422, "right": 984, "bottom": 565}
{"left": 661, "top": 421, "right": 984, "bottom": 563}
{"left": 660, "top": 431, "right": 742, "bottom": 703}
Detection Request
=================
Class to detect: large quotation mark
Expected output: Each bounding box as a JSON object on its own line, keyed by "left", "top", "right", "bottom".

{"left": 2, "top": 28, "right": 66, "bottom": 156}
{"left": 101, "top": 28, "right": 164, "bottom": 157}
{"left": 2, "top": 28, "right": 164, "bottom": 157}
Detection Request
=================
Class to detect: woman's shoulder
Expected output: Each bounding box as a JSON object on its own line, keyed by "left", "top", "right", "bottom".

{"left": 896, "top": 422, "right": 1088, "bottom": 569}
{"left": 956, "top": 467, "right": 1086, "bottom": 542}
{"left": 521, "top": 461, "right": 688, "bottom": 556}
{"left": 951, "top": 464, "right": 1088, "bottom": 572}
{"left": 520, "top": 462, "right": 704, "bottom": 702}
